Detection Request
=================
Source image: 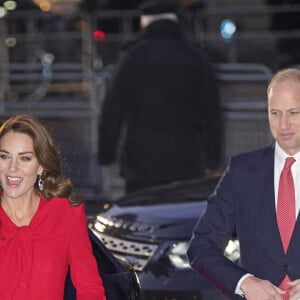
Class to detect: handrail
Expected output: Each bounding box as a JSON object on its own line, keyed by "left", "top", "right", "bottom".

{"left": 198, "top": 4, "right": 300, "bottom": 15}
{"left": 1, "top": 61, "right": 274, "bottom": 82}
{"left": 0, "top": 62, "right": 273, "bottom": 103}
{"left": 215, "top": 63, "right": 273, "bottom": 82}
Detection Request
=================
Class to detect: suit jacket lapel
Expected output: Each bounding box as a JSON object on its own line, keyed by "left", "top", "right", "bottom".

{"left": 288, "top": 205, "right": 300, "bottom": 253}
{"left": 259, "top": 146, "right": 285, "bottom": 253}
{"left": 289, "top": 217, "right": 300, "bottom": 251}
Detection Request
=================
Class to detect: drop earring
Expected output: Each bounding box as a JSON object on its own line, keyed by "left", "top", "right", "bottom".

{"left": 38, "top": 174, "right": 44, "bottom": 191}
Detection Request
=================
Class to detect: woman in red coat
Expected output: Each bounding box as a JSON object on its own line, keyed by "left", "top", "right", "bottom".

{"left": 0, "top": 114, "right": 106, "bottom": 300}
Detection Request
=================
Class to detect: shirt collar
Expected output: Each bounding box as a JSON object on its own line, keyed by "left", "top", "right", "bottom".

{"left": 275, "top": 142, "right": 300, "bottom": 167}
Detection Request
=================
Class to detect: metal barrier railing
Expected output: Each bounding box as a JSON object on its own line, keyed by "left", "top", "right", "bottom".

{"left": 3, "top": 1, "right": 297, "bottom": 199}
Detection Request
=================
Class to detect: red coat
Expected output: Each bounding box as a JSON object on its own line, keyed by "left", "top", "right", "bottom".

{"left": 0, "top": 196, "right": 106, "bottom": 300}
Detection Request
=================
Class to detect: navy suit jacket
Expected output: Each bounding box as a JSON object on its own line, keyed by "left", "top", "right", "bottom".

{"left": 187, "top": 145, "right": 300, "bottom": 299}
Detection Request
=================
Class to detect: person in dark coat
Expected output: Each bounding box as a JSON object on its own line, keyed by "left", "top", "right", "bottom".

{"left": 98, "top": 0, "right": 222, "bottom": 194}
{"left": 267, "top": 0, "right": 300, "bottom": 68}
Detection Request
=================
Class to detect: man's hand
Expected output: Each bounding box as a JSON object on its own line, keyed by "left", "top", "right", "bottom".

{"left": 241, "top": 276, "right": 285, "bottom": 300}
{"left": 288, "top": 279, "right": 300, "bottom": 300}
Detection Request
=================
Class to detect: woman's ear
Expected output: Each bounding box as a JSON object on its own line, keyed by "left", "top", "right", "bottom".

{"left": 38, "top": 166, "right": 44, "bottom": 176}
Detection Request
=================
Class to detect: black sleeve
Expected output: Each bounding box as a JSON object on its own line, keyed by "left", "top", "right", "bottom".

{"left": 98, "top": 53, "right": 134, "bottom": 165}
{"left": 200, "top": 55, "right": 223, "bottom": 170}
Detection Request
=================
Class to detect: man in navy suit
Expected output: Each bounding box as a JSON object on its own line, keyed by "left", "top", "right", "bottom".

{"left": 187, "top": 68, "right": 300, "bottom": 300}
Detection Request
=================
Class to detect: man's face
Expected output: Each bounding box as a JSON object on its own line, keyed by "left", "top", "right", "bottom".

{"left": 268, "top": 79, "right": 300, "bottom": 155}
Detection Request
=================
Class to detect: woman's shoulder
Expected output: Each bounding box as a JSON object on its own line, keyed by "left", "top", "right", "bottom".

{"left": 39, "top": 196, "right": 85, "bottom": 223}
{"left": 29, "top": 196, "right": 86, "bottom": 237}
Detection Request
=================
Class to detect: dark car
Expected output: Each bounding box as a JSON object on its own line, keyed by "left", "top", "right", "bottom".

{"left": 88, "top": 175, "right": 240, "bottom": 300}
{"left": 64, "top": 228, "right": 142, "bottom": 300}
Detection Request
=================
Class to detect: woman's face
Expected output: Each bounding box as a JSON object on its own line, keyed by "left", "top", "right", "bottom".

{"left": 0, "top": 131, "right": 43, "bottom": 201}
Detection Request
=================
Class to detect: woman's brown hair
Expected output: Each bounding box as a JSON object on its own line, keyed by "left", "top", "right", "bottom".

{"left": 0, "top": 114, "right": 82, "bottom": 205}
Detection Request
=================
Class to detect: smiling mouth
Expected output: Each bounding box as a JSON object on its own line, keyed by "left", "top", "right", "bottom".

{"left": 279, "top": 132, "right": 294, "bottom": 139}
{"left": 6, "top": 176, "right": 22, "bottom": 186}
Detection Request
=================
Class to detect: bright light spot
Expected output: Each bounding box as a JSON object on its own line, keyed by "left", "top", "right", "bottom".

{"left": 42, "top": 52, "right": 54, "bottom": 65}
{"left": 0, "top": 7, "right": 7, "bottom": 18}
{"left": 4, "top": 1, "right": 17, "bottom": 11}
{"left": 224, "top": 239, "right": 240, "bottom": 262}
{"left": 93, "top": 30, "right": 106, "bottom": 40}
{"left": 94, "top": 222, "right": 106, "bottom": 233}
{"left": 75, "top": 20, "right": 87, "bottom": 30}
{"left": 220, "top": 19, "right": 236, "bottom": 41}
{"left": 39, "top": 1, "right": 51, "bottom": 12}
{"left": 168, "top": 242, "right": 191, "bottom": 269}
{"left": 5, "top": 37, "right": 16, "bottom": 47}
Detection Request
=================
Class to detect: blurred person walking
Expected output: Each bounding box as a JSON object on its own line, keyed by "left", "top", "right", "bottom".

{"left": 98, "top": 0, "right": 222, "bottom": 194}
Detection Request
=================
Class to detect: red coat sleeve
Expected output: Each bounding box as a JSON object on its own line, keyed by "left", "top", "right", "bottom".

{"left": 68, "top": 204, "right": 106, "bottom": 300}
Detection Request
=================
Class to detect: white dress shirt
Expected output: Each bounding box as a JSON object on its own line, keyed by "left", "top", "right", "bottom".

{"left": 274, "top": 143, "right": 300, "bottom": 217}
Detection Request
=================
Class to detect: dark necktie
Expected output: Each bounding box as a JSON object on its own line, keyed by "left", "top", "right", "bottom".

{"left": 277, "top": 157, "right": 296, "bottom": 300}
